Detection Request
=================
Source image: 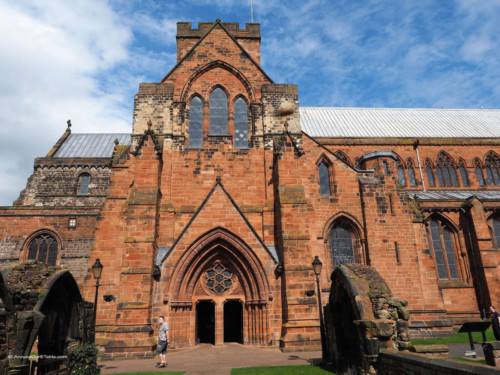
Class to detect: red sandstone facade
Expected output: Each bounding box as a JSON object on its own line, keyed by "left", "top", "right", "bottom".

{"left": 0, "top": 20, "right": 499, "bottom": 358}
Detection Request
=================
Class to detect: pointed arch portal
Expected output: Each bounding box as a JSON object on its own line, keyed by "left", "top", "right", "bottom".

{"left": 168, "top": 228, "right": 270, "bottom": 347}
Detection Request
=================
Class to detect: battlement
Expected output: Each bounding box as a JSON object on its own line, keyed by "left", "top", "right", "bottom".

{"left": 177, "top": 21, "right": 260, "bottom": 39}
{"left": 176, "top": 20, "right": 261, "bottom": 64}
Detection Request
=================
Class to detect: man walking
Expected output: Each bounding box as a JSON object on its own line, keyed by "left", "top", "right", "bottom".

{"left": 491, "top": 306, "right": 500, "bottom": 341}
{"left": 156, "top": 316, "right": 169, "bottom": 368}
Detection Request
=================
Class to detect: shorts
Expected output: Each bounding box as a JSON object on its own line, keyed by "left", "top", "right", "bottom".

{"left": 157, "top": 340, "right": 167, "bottom": 355}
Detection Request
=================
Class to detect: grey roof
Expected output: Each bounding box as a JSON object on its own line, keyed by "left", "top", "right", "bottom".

{"left": 300, "top": 107, "right": 500, "bottom": 138}
{"left": 53, "top": 133, "right": 131, "bottom": 158}
{"left": 408, "top": 190, "right": 500, "bottom": 201}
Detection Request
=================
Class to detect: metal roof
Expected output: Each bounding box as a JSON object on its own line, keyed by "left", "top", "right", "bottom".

{"left": 53, "top": 134, "right": 131, "bottom": 158}
{"left": 300, "top": 107, "right": 500, "bottom": 138}
{"left": 407, "top": 190, "right": 500, "bottom": 201}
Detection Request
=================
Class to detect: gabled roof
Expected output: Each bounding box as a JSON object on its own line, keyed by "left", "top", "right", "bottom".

{"left": 161, "top": 19, "right": 273, "bottom": 84}
{"left": 300, "top": 107, "right": 500, "bottom": 138}
{"left": 53, "top": 134, "right": 131, "bottom": 158}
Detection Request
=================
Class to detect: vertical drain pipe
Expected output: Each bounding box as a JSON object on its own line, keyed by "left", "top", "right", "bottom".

{"left": 414, "top": 139, "right": 426, "bottom": 191}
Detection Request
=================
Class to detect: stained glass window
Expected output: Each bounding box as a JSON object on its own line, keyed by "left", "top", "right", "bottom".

{"left": 485, "top": 151, "right": 500, "bottom": 185}
{"left": 474, "top": 159, "right": 486, "bottom": 186}
{"left": 205, "top": 262, "right": 233, "bottom": 294}
{"left": 234, "top": 98, "right": 248, "bottom": 148}
{"left": 189, "top": 97, "right": 203, "bottom": 147}
{"left": 436, "top": 152, "right": 458, "bottom": 187}
{"left": 425, "top": 159, "right": 435, "bottom": 187}
{"left": 428, "top": 220, "right": 459, "bottom": 280}
{"left": 407, "top": 159, "right": 417, "bottom": 186}
{"left": 397, "top": 160, "right": 406, "bottom": 186}
{"left": 28, "top": 233, "right": 58, "bottom": 266}
{"left": 318, "top": 162, "right": 330, "bottom": 196}
{"left": 330, "top": 223, "right": 355, "bottom": 268}
{"left": 209, "top": 88, "right": 228, "bottom": 135}
{"left": 458, "top": 159, "right": 469, "bottom": 186}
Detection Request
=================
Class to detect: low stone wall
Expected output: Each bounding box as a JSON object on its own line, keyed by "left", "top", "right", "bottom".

{"left": 379, "top": 349, "right": 499, "bottom": 375}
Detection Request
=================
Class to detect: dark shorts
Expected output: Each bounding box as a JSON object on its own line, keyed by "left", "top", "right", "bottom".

{"left": 157, "top": 340, "right": 167, "bottom": 355}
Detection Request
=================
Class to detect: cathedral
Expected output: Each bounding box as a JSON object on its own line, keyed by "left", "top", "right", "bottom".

{"left": 0, "top": 20, "right": 499, "bottom": 358}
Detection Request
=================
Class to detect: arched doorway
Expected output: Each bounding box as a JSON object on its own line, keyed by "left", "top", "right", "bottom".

{"left": 168, "top": 228, "right": 270, "bottom": 347}
{"left": 224, "top": 300, "right": 242, "bottom": 343}
{"left": 196, "top": 301, "right": 215, "bottom": 344}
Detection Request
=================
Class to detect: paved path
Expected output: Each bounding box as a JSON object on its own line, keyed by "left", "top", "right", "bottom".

{"left": 98, "top": 344, "right": 322, "bottom": 375}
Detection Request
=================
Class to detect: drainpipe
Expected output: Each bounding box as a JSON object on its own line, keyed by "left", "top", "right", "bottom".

{"left": 414, "top": 140, "right": 426, "bottom": 191}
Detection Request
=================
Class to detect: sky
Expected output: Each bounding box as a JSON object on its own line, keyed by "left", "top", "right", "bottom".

{"left": 0, "top": 0, "right": 499, "bottom": 205}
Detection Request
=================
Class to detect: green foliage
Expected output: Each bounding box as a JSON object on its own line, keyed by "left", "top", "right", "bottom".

{"left": 411, "top": 328, "right": 495, "bottom": 345}
{"left": 68, "top": 343, "right": 99, "bottom": 375}
{"left": 452, "top": 357, "right": 487, "bottom": 365}
{"left": 231, "top": 365, "right": 335, "bottom": 375}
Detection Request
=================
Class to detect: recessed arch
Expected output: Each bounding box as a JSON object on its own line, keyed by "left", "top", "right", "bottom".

{"left": 21, "top": 229, "right": 63, "bottom": 266}
{"left": 180, "top": 60, "right": 256, "bottom": 103}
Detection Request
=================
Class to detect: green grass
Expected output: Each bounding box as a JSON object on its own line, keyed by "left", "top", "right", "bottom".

{"left": 452, "top": 357, "right": 487, "bottom": 365}
{"left": 411, "top": 328, "right": 495, "bottom": 345}
{"left": 231, "top": 364, "right": 335, "bottom": 375}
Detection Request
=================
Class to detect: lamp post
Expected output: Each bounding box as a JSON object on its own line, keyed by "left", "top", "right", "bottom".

{"left": 90, "top": 258, "right": 103, "bottom": 343}
{"left": 312, "top": 256, "right": 327, "bottom": 359}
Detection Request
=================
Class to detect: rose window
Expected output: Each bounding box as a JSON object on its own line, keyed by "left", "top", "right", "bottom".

{"left": 205, "top": 262, "right": 233, "bottom": 294}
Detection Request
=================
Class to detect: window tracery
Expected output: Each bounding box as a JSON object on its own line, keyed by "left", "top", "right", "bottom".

{"left": 436, "top": 152, "right": 459, "bottom": 187}
{"left": 204, "top": 262, "right": 234, "bottom": 295}
{"left": 485, "top": 151, "right": 500, "bottom": 185}
{"left": 27, "top": 233, "right": 58, "bottom": 266}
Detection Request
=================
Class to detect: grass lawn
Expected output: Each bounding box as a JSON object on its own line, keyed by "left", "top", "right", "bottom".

{"left": 411, "top": 328, "right": 495, "bottom": 345}
{"left": 452, "top": 357, "right": 487, "bottom": 365}
{"left": 231, "top": 364, "right": 335, "bottom": 375}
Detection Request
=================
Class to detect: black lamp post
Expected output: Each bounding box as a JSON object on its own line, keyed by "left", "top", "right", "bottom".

{"left": 90, "top": 258, "right": 103, "bottom": 343}
{"left": 312, "top": 256, "right": 327, "bottom": 359}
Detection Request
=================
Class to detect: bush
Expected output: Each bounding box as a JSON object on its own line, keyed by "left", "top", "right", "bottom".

{"left": 68, "top": 343, "right": 99, "bottom": 375}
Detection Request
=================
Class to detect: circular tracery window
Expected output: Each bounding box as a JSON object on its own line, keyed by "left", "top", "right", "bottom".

{"left": 205, "top": 262, "right": 233, "bottom": 294}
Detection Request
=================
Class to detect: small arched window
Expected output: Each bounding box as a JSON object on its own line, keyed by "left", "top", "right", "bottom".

{"left": 397, "top": 159, "right": 406, "bottom": 186}
{"left": 436, "top": 152, "right": 459, "bottom": 187}
{"left": 427, "top": 219, "right": 459, "bottom": 280}
{"left": 334, "top": 150, "right": 352, "bottom": 167}
{"left": 209, "top": 88, "right": 228, "bottom": 135}
{"left": 318, "top": 161, "right": 330, "bottom": 196}
{"left": 458, "top": 159, "right": 469, "bottom": 186}
{"left": 27, "top": 233, "right": 58, "bottom": 266}
{"left": 234, "top": 98, "right": 248, "bottom": 148}
{"left": 425, "top": 159, "right": 435, "bottom": 187}
{"left": 189, "top": 96, "right": 203, "bottom": 148}
{"left": 79, "top": 173, "right": 91, "bottom": 194}
{"left": 407, "top": 158, "right": 417, "bottom": 186}
{"left": 474, "top": 158, "right": 486, "bottom": 186}
{"left": 485, "top": 151, "right": 500, "bottom": 185}
{"left": 489, "top": 216, "right": 500, "bottom": 249}
{"left": 330, "top": 221, "right": 361, "bottom": 268}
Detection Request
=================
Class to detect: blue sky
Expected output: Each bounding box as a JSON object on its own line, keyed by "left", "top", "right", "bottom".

{"left": 0, "top": 0, "right": 499, "bottom": 205}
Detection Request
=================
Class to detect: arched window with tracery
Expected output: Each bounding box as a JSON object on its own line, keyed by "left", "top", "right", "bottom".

{"left": 426, "top": 218, "right": 459, "bottom": 280}
{"left": 425, "top": 159, "right": 435, "bottom": 187}
{"left": 189, "top": 96, "right": 203, "bottom": 147}
{"left": 474, "top": 158, "right": 486, "bottom": 186}
{"left": 318, "top": 160, "right": 331, "bottom": 196}
{"left": 329, "top": 220, "right": 361, "bottom": 268}
{"left": 209, "top": 87, "right": 228, "bottom": 135}
{"left": 78, "top": 173, "right": 91, "bottom": 195}
{"left": 435, "top": 152, "right": 459, "bottom": 187}
{"left": 458, "top": 159, "right": 469, "bottom": 186}
{"left": 234, "top": 98, "right": 248, "bottom": 148}
{"left": 334, "top": 150, "right": 352, "bottom": 167}
{"left": 485, "top": 151, "right": 500, "bottom": 185}
{"left": 407, "top": 158, "right": 417, "bottom": 186}
{"left": 27, "top": 232, "right": 58, "bottom": 266}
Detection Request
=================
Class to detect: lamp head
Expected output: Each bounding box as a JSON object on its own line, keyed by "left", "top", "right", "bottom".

{"left": 312, "top": 256, "right": 322, "bottom": 276}
{"left": 92, "top": 258, "right": 103, "bottom": 279}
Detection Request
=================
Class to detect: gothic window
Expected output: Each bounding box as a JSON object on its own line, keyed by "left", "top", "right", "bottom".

{"left": 425, "top": 159, "right": 435, "bottom": 187}
{"left": 435, "top": 152, "right": 459, "bottom": 187}
{"left": 485, "top": 151, "right": 500, "bottom": 185}
{"left": 458, "top": 159, "right": 469, "bottom": 187}
{"left": 234, "top": 98, "right": 248, "bottom": 148}
{"left": 189, "top": 96, "right": 203, "bottom": 148}
{"left": 397, "top": 159, "right": 406, "bottom": 186}
{"left": 27, "top": 233, "right": 58, "bottom": 266}
{"left": 209, "top": 88, "right": 228, "bottom": 135}
{"left": 318, "top": 161, "right": 331, "bottom": 196}
{"left": 329, "top": 221, "right": 360, "bottom": 268}
{"left": 334, "top": 150, "right": 351, "bottom": 167}
{"left": 427, "top": 219, "right": 459, "bottom": 280}
{"left": 383, "top": 161, "right": 389, "bottom": 176}
{"left": 474, "top": 158, "right": 486, "bottom": 186}
{"left": 205, "top": 262, "right": 233, "bottom": 294}
{"left": 407, "top": 158, "right": 417, "bottom": 186}
{"left": 78, "top": 173, "right": 90, "bottom": 194}
{"left": 489, "top": 216, "right": 500, "bottom": 249}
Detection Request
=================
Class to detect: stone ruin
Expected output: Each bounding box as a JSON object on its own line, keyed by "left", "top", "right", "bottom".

{"left": 0, "top": 260, "right": 91, "bottom": 375}
{"left": 325, "top": 264, "right": 411, "bottom": 374}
